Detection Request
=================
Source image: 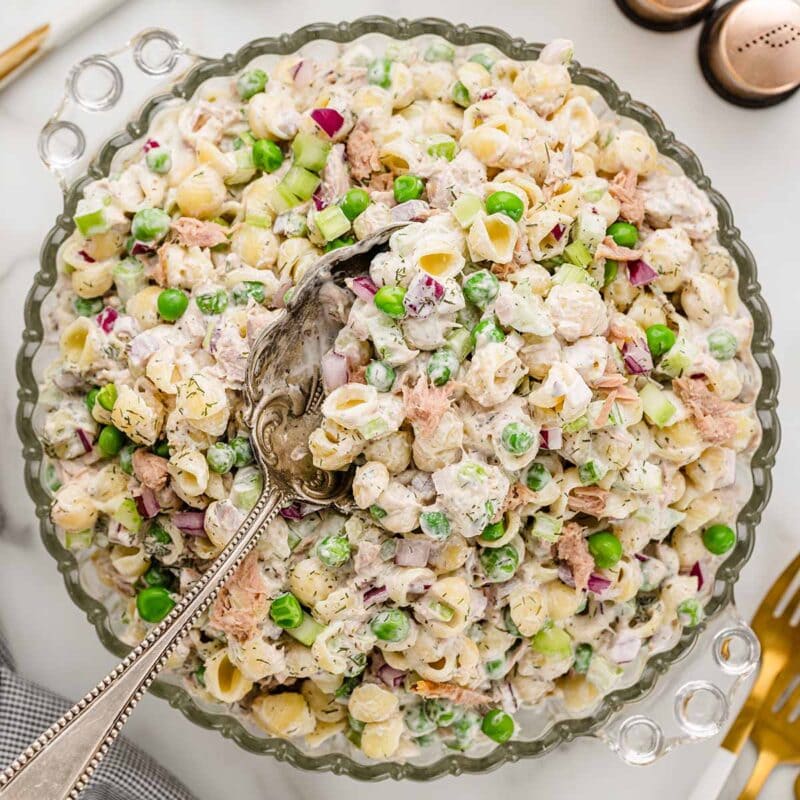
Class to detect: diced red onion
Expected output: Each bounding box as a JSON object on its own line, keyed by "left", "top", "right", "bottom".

{"left": 634, "top": 553, "right": 649, "bottom": 562}
{"left": 312, "top": 191, "right": 327, "bottom": 211}
{"left": 76, "top": 428, "right": 94, "bottom": 453}
{"left": 622, "top": 340, "right": 653, "bottom": 375}
{"left": 348, "top": 275, "right": 378, "bottom": 301}
{"left": 558, "top": 564, "right": 576, "bottom": 588}
{"left": 172, "top": 510, "right": 206, "bottom": 535}
{"left": 587, "top": 573, "right": 612, "bottom": 595}
{"left": 321, "top": 351, "right": 349, "bottom": 393}
{"left": 395, "top": 539, "right": 431, "bottom": 567}
{"left": 377, "top": 664, "right": 406, "bottom": 688}
{"left": 139, "top": 486, "right": 160, "bottom": 519}
{"left": 363, "top": 585, "right": 388, "bottom": 606}
{"left": 403, "top": 273, "right": 445, "bottom": 319}
{"left": 130, "top": 241, "right": 156, "bottom": 257}
{"left": 480, "top": 89, "right": 497, "bottom": 100}
{"left": 143, "top": 139, "right": 160, "bottom": 152}
{"left": 551, "top": 223, "right": 566, "bottom": 241}
{"left": 627, "top": 259, "right": 658, "bottom": 287}
{"left": 609, "top": 630, "right": 642, "bottom": 664}
{"left": 96, "top": 306, "right": 118, "bottom": 333}
{"left": 690, "top": 560, "right": 705, "bottom": 591}
{"left": 279, "top": 503, "right": 304, "bottom": 520}
{"left": 539, "top": 427, "right": 563, "bottom": 450}
{"left": 391, "top": 200, "right": 430, "bottom": 222}
{"left": 78, "top": 249, "right": 96, "bottom": 263}
{"left": 310, "top": 108, "right": 345, "bottom": 139}
{"left": 408, "top": 580, "right": 433, "bottom": 595}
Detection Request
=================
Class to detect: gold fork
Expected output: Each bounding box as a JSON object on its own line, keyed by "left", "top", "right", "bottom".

{"left": 690, "top": 553, "right": 800, "bottom": 800}
{"left": 738, "top": 667, "right": 800, "bottom": 799}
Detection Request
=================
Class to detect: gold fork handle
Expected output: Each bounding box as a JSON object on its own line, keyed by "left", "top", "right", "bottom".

{"left": 794, "top": 770, "right": 800, "bottom": 800}
{"left": 0, "top": 489, "right": 284, "bottom": 800}
{"left": 738, "top": 746, "right": 780, "bottom": 800}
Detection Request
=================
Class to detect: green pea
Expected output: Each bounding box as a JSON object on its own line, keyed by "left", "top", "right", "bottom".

{"left": 196, "top": 290, "right": 229, "bottom": 315}
{"left": 485, "top": 657, "right": 506, "bottom": 679}
{"left": 645, "top": 324, "right": 676, "bottom": 359}
{"left": 578, "top": 460, "right": 604, "bottom": 485}
{"left": 317, "top": 534, "right": 351, "bottom": 567}
{"left": 424, "top": 42, "right": 456, "bottom": 62}
{"left": 525, "top": 463, "right": 552, "bottom": 492}
{"left": 131, "top": 208, "right": 171, "bottom": 243}
{"left": 485, "top": 191, "right": 524, "bottom": 222}
{"left": 119, "top": 444, "right": 137, "bottom": 475}
{"left": 451, "top": 81, "right": 471, "bottom": 108}
{"left": 74, "top": 297, "right": 104, "bottom": 317}
{"left": 678, "top": 598, "right": 704, "bottom": 628}
{"left": 420, "top": 510, "right": 451, "bottom": 540}
{"left": 427, "top": 140, "right": 457, "bottom": 161}
{"left": 374, "top": 285, "right": 407, "bottom": 318}
{"left": 367, "top": 58, "right": 392, "bottom": 89}
{"left": 573, "top": 643, "right": 593, "bottom": 674}
{"left": 481, "top": 709, "right": 515, "bottom": 744}
{"left": 472, "top": 318, "right": 505, "bottom": 345}
{"left": 370, "top": 609, "right": 411, "bottom": 642}
{"left": 206, "top": 442, "right": 236, "bottom": 474}
{"left": 142, "top": 564, "right": 172, "bottom": 588}
{"left": 424, "top": 698, "right": 461, "bottom": 727}
{"left": 708, "top": 329, "right": 737, "bottom": 361}
{"left": 152, "top": 440, "right": 171, "bottom": 458}
{"left": 404, "top": 704, "right": 437, "bottom": 736}
{"left": 229, "top": 436, "right": 254, "bottom": 467}
{"left": 98, "top": 425, "right": 125, "bottom": 457}
{"left": 427, "top": 348, "right": 459, "bottom": 386}
{"left": 603, "top": 259, "right": 619, "bottom": 287}
{"left": 340, "top": 187, "right": 371, "bottom": 221}
{"left": 146, "top": 147, "right": 172, "bottom": 174}
{"left": 252, "top": 139, "right": 284, "bottom": 173}
{"left": 232, "top": 281, "right": 265, "bottom": 305}
{"left": 607, "top": 221, "right": 639, "bottom": 248}
{"left": 479, "top": 545, "right": 519, "bottom": 583}
{"left": 501, "top": 422, "right": 535, "bottom": 455}
{"left": 136, "top": 586, "right": 175, "bottom": 623}
{"left": 462, "top": 269, "right": 500, "bottom": 308}
{"left": 480, "top": 520, "right": 505, "bottom": 542}
{"left": 393, "top": 174, "right": 425, "bottom": 204}
{"left": 237, "top": 68, "right": 268, "bottom": 100}
{"left": 157, "top": 288, "right": 189, "bottom": 322}
{"left": 194, "top": 665, "right": 206, "bottom": 686}
{"left": 587, "top": 531, "right": 622, "bottom": 569}
{"left": 269, "top": 592, "right": 303, "bottom": 629}
{"left": 96, "top": 383, "right": 117, "bottom": 411}
{"left": 451, "top": 710, "right": 481, "bottom": 749}
{"left": 324, "top": 236, "right": 356, "bottom": 252}
{"left": 469, "top": 52, "right": 495, "bottom": 71}
{"left": 531, "top": 624, "right": 572, "bottom": 658}
{"left": 370, "top": 505, "right": 387, "bottom": 521}
{"left": 86, "top": 387, "right": 100, "bottom": 412}
{"left": 702, "top": 523, "right": 736, "bottom": 555}
{"left": 365, "top": 360, "right": 396, "bottom": 392}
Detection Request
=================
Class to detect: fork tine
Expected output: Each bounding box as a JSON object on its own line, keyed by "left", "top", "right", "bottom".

{"left": 779, "top": 676, "right": 800, "bottom": 723}
{"left": 753, "top": 552, "right": 800, "bottom": 626}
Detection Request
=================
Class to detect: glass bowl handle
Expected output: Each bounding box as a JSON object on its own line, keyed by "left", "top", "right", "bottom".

{"left": 593, "top": 600, "right": 759, "bottom": 767}
{"left": 38, "top": 28, "right": 204, "bottom": 193}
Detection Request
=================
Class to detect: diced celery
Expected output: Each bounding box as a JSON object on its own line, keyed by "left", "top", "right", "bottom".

{"left": 563, "top": 416, "right": 588, "bottom": 434}
{"left": 225, "top": 148, "right": 256, "bottom": 185}
{"left": 445, "top": 327, "right": 474, "bottom": 361}
{"left": 563, "top": 240, "right": 593, "bottom": 268}
{"left": 531, "top": 512, "right": 563, "bottom": 542}
{"left": 429, "top": 601, "right": 455, "bottom": 621}
{"left": 358, "top": 416, "right": 391, "bottom": 441}
{"left": 639, "top": 383, "right": 677, "bottom": 428}
{"left": 288, "top": 612, "right": 324, "bottom": 646}
{"left": 113, "top": 258, "right": 148, "bottom": 303}
{"left": 65, "top": 529, "right": 94, "bottom": 551}
{"left": 230, "top": 466, "right": 264, "bottom": 511}
{"left": 112, "top": 498, "right": 142, "bottom": 533}
{"left": 245, "top": 214, "right": 271, "bottom": 228}
{"left": 552, "top": 264, "right": 592, "bottom": 286}
{"left": 282, "top": 166, "right": 321, "bottom": 202}
{"left": 578, "top": 460, "right": 605, "bottom": 485}
{"left": 74, "top": 207, "right": 110, "bottom": 237}
{"left": 291, "top": 133, "right": 331, "bottom": 172}
{"left": 659, "top": 336, "right": 696, "bottom": 378}
{"left": 267, "top": 183, "right": 302, "bottom": 214}
{"left": 315, "top": 205, "right": 351, "bottom": 242}
{"left": 573, "top": 207, "right": 606, "bottom": 252}
{"left": 451, "top": 194, "right": 483, "bottom": 229}
{"left": 586, "top": 654, "right": 623, "bottom": 692}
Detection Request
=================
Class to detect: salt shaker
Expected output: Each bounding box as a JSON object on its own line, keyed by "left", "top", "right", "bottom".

{"left": 615, "top": 0, "right": 717, "bottom": 31}
{"left": 699, "top": 0, "right": 800, "bottom": 106}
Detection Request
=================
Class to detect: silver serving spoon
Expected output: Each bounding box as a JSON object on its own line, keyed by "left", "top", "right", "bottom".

{"left": 0, "top": 223, "right": 407, "bottom": 800}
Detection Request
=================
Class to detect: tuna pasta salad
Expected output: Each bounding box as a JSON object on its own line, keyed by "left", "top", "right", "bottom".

{"left": 40, "top": 36, "right": 760, "bottom": 762}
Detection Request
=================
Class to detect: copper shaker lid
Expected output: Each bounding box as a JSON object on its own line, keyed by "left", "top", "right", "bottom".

{"left": 700, "top": 0, "right": 800, "bottom": 106}
{"left": 616, "top": 0, "right": 715, "bottom": 30}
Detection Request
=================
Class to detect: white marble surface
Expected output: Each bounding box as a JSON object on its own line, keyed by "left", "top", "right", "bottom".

{"left": 0, "top": 1, "right": 797, "bottom": 797}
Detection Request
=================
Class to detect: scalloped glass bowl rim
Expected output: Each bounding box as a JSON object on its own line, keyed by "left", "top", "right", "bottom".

{"left": 16, "top": 16, "right": 780, "bottom": 781}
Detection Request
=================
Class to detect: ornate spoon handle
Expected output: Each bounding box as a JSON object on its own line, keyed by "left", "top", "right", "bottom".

{"left": 0, "top": 489, "right": 285, "bottom": 800}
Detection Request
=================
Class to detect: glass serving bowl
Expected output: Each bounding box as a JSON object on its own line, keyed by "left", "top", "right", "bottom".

{"left": 17, "top": 16, "right": 780, "bottom": 780}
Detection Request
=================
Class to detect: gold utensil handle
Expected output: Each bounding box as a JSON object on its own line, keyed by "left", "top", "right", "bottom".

{"left": 738, "top": 741, "right": 780, "bottom": 800}
{"left": 0, "top": 489, "right": 284, "bottom": 800}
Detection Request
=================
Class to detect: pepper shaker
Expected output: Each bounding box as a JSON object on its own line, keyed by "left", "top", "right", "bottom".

{"left": 615, "top": 0, "right": 717, "bottom": 31}
{"left": 699, "top": 0, "right": 800, "bottom": 106}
